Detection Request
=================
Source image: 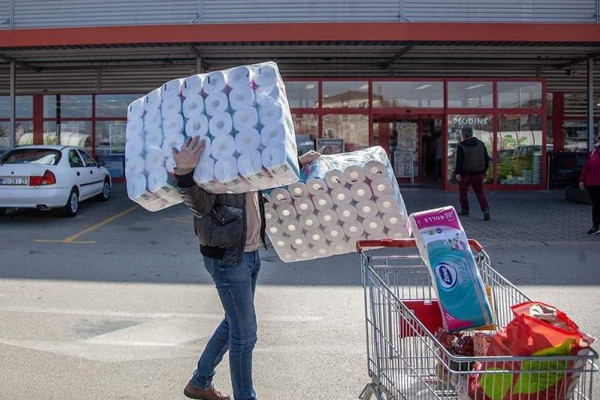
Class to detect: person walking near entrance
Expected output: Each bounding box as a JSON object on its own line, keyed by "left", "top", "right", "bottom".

{"left": 454, "top": 126, "right": 491, "bottom": 221}
{"left": 579, "top": 136, "right": 600, "bottom": 234}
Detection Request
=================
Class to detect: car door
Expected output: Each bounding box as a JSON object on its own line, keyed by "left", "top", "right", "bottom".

{"left": 76, "top": 149, "right": 104, "bottom": 199}
{"left": 66, "top": 148, "right": 91, "bottom": 198}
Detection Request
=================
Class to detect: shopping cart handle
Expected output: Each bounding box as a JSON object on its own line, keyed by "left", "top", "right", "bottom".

{"left": 356, "top": 238, "right": 484, "bottom": 252}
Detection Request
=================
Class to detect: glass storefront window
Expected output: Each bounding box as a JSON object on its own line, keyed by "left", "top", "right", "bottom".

{"left": 372, "top": 81, "right": 444, "bottom": 108}
{"left": 323, "top": 81, "right": 368, "bottom": 109}
{"left": 96, "top": 121, "right": 126, "bottom": 178}
{"left": 44, "top": 95, "right": 92, "bottom": 118}
{"left": 447, "top": 114, "right": 494, "bottom": 184}
{"left": 563, "top": 120, "right": 599, "bottom": 152}
{"left": 56, "top": 121, "right": 93, "bottom": 151}
{"left": 0, "top": 96, "right": 33, "bottom": 119}
{"left": 498, "top": 82, "right": 542, "bottom": 109}
{"left": 291, "top": 113, "right": 318, "bottom": 155}
{"left": 564, "top": 93, "right": 600, "bottom": 118}
{"left": 497, "top": 114, "right": 543, "bottom": 185}
{"left": 285, "top": 82, "right": 319, "bottom": 108}
{"left": 96, "top": 94, "right": 141, "bottom": 118}
{"left": 448, "top": 82, "right": 493, "bottom": 108}
{"left": 322, "top": 114, "right": 369, "bottom": 152}
{"left": 14, "top": 121, "right": 34, "bottom": 146}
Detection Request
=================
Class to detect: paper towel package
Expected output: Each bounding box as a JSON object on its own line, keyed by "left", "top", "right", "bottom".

{"left": 265, "top": 146, "right": 411, "bottom": 262}
{"left": 125, "top": 61, "right": 300, "bottom": 211}
{"left": 409, "top": 206, "right": 494, "bottom": 332}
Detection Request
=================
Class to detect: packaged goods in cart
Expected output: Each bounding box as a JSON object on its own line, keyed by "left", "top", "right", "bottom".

{"left": 265, "top": 146, "right": 411, "bottom": 262}
{"left": 409, "top": 206, "right": 494, "bottom": 332}
{"left": 124, "top": 61, "right": 300, "bottom": 211}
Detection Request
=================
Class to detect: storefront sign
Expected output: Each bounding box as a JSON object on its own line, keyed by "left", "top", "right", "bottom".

{"left": 451, "top": 116, "right": 490, "bottom": 126}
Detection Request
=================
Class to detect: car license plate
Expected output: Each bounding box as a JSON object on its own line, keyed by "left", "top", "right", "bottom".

{"left": 0, "top": 176, "right": 29, "bottom": 185}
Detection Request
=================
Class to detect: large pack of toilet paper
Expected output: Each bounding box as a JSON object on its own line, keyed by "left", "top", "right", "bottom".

{"left": 409, "top": 206, "right": 493, "bottom": 332}
{"left": 125, "top": 61, "right": 300, "bottom": 211}
{"left": 265, "top": 146, "right": 412, "bottom": 262}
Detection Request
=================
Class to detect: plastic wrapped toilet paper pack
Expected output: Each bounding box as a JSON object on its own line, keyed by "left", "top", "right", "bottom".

{"left": 125, "top": 61, "right": 300, "bottom": 211}
{"left": 265, "top": 146, "right": 411, "bottom": 262}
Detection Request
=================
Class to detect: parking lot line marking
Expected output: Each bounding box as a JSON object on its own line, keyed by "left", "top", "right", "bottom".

{"left": 34, "top": 205, "right": 139, "bottom": 244}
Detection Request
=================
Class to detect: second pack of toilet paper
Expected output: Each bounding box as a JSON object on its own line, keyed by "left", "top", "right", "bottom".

{"left": 409, "top": 206, "right": 494, "bottom": 332}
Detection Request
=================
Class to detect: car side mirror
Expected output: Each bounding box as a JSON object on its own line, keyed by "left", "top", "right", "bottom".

{"left": 97, "top": 160, "right": 105, "bottom": 167}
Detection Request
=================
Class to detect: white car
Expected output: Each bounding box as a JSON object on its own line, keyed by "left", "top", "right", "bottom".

{"left": 0, "top": 145, "right": 111, "bottom": 217}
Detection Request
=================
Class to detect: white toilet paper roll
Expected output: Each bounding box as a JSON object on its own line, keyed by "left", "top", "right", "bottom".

{"left": 233, "top": 107, "right": 259, "bottom": 132}
{"left": 296, "top": 248, "right": 316, "bottom": 261}
{"left": 318, "top": 209, "right": 339, "bottom": 227}
{"left": 278, "top": 250, "right": 298, "bottom": 263}
{"left": 344, "top": 165, "right": 366, "bottom": 184}
{"left": 283, "top": 220, "right": 302, "bottom": 236}
{"left": 161, "top": 133, "right": 186, "bottom": 158}
{"left": 126, "top": 173, "right": 147, "bottom": 199}
{"left": 255, "top": 84, "right": 282, "bottom": 106}
{"left": 331, "top": 239, "right": 350, "bottom": 255}
{"left": 144, "top": 149, "right": 166, "bottom": 172}
{"left": 182, "top": 94, "right": 205, "bottom": 119}
{"left": 214, "top": 157, "right": 238, "bottom": 183}
{"left": 182, "top": 74, "right": 204, "bottom": 98}
{"left": 299, "top": 214, "right": 319, "bottom": 232}
{"left": 277, "top": 204, "right": 297, "bottom": 221}
{"left": 126, "top": 117, "right": 144, "bottom": 139}
{"left": 127, "top": 98, "right": 145, "bottom": 121}
{"left": 202, "top": 71, "right": 227, "bottom": 94}
{"left": 330, "top": 187, "right": 352, "bottom": 205}
{"left": 195, "top": 136, "right": 212, "bottom": 160}
{"left": 237, "top": 149, "right": 263, "bottom": 177}
{"left": 227, "top": 65, "right": 253, "bottom": 89}
{"left": 350, "top": 182, "right": 372, "bottom": 202}
{"left": 307, "top": 230, "right": 326, "bottom": 246}
{"left": 325, "top": 225, "right": 344, "bottom": 242}
{"left": 267, "top": 223, "right": 285, "bottom": 237}
{"left": 370, "top": 178, "right": 393, "bottom": 197}
{"left": 357, "top": 201, "right": 378, "bottom": 219}
{"left": 364, "top": 160, "right": 387, "bottom": 180}
{"left": 289, "top": 233, "right": 309, "bottom": 250}
{"left": 185, "top": 114, "right": 210, "bottom": 138}
{"left": 162, "top": 114, "right": 185, "bottom": 134}
{"left": 363, "top": 218, "right": 384, "bottom": 235}
{"left": 261, "top": 143, "right": 291, "bottom": 171}
{"left": 229, "top": 86, "right": 255, "bottom": 111}
{"left": 194, "top": 157, "right": 215, "bottom": 184}
{"left": 385, "top": 228, "right": 407, "bottom": 239}
{"left": 383, "top": 212, "right": 404, "bottom": 230}
{"left": 252, "top": 63, "right": 278, "bottom": 87}
{"left": 312, "top": 193, "right": 333, "bottom": 211}
{"left": 205, "top": 92, "right": 229, "bottom": 117}
{"left": 312, "top": 244, "right": 330, "bottom": 258}
{"left": 260, "top": 122, "right": 285, "bottom": 147}
{"left": 165, "top": 157, "right": 176, "bottom": 174}
{"left": 288, "top": 182, "right": 307, "bottom": 199}
{"left": 258, "top": 103, "right": 283, "bottom": 125}
{"left": 125, "top": 156, "right": 145, "bottom": 176}
{"left": 270, "top": 188, "right": 291, "bottom": 205}
{"left": 147, "top": 168, "right": 169, "bottom": 192}
{"left": 343, "top": 220, "right": 364, "bottom": 238}
{"left": 270, "top": 236, "right": 289, "bottom": 250}
{"left": 125, "top": 137, "right": 145, "bottom": 158}
{"left": 211, "top": 135, "right": 236, "bottom": 160}
{"left": 376, "top": 195, "right": 398, "bottom": 214}
{"left": 144, "top": 88, "right": 162, "bottom": 111}
{"left": 144, "top": 109, "right": 162, "bottom": 130}
{"left": 306, "top": 179, "right": 328, "bottom": 195}
{"left": 336, "top": 204, "right": 358, "bottom": 223}
{"left": 208, "top": 112, "right": 233, "bottom": 137}
{"left": 144, "top": 127, "right": 163, "bottom": 149}
{"left": 294, "top": 198, "right": 315, "bottom": 216}
{"left": 161, "top": 96, "right": 182, "bottom": 116}
{"left": 235, "top": 128, "right": 261, "bottom": 154}
{"left": 324, "top": 170, "right": 347, "bottom": 189}
{"left": 161, "top": 78, "right": 183, "bottom": 99}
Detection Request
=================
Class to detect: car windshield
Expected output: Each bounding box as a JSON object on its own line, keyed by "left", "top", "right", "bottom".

{"left": 1, "top": 149, "right": 61, "bottom": 165}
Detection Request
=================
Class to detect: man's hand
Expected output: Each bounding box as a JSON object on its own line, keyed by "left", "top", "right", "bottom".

{"left": 579, "top": 181, "right": 585, "bottom": 190}
{"left": 456, "top": 174, "right": 461, "bottom": 182}
{"left": 483, "top": 173, "right": 488, "bottom": 182}
{"left": 299, "top": 150, "right": 321, "bottom": 167}
{"left": 172, "top": 136, "right": 206, "bottom": 175}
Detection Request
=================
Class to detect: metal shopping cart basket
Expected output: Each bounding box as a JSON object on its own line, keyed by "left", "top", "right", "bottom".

{"left": 357, "top": 238, "right": 598, "bottom": 400}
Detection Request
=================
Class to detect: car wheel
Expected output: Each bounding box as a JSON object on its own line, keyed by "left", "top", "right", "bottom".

{"left": 63, "top": 189, "right": 79, "bottom": 217}
{"left": 96, "top": 179, "right": 111, "bottom": 202}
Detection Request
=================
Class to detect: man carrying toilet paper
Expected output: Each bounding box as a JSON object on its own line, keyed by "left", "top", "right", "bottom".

{"left": 172, "top": 136, "right": 319, "bottom": 400}
{"left": 454, "top": 126, "right": 491, "bottom": 221}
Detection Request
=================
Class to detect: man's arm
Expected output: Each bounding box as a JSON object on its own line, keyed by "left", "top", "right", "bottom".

{"left": 483, "top": 145, "right": 490, "bottom": 172}
{"left": 454, "top": 145, "right": 464, "bottom": 176}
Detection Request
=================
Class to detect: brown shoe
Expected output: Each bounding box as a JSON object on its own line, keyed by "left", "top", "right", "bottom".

{"left": 184, "top": 382, "right": 231, "bottom": 400}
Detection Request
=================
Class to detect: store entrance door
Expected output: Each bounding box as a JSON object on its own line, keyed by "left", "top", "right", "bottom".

{"left": 373, "top": 115, "right": 443, "bottom": 185}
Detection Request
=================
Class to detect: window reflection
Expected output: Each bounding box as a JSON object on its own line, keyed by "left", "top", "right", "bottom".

{"left": 323, "top": 114, "right": 369, "bottom": 152}
{"left": 0, "top": 96, "right": 33, "bottom": 119}
{"left": 285, "top": 82, "right": 319, "bottom": 108}
{"left": 448, "top": 82, "right": 493, "bottom": 108}
{"left": 498, "top": 82, "right": 542, "bottom": 108}
{"left": 447, "top": 114, "right": 494, "bottom": 184}
{"left": 372, "top": 81, "right": 443, "bottom": 108}
{"left": 96, "top": 94, "right": 141, "bottom": 118}
{"left": 498, "top": 114, "right": 543, "bottom": 185}
{"left": 323, "top": 81, "right": 368, "bottom": 108}
{"left": 292, "top": 113, "right": 318, "bottom": 155}
{"left": 44, "top": 95, "right": 92, "bottom": 118}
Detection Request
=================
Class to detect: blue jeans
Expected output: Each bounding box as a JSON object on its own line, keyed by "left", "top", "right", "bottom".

{"left": 190, "top": 250, "right": 261, "bottom": 400}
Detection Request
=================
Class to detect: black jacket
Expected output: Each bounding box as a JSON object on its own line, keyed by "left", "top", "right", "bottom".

{"left": 455, "top": 137, "right": 490, "bottom": 176}
{"left": 175, "top": 171, "right": 266, "bottom": 265}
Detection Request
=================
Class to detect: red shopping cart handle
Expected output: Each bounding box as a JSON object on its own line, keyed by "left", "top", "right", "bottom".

{"left": 356, "top": 238, "right": 484, "bottom": 252}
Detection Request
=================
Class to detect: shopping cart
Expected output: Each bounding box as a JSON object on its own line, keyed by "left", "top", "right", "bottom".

{"left": 357, "top": 238, "right": 598, "bottom": 400}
